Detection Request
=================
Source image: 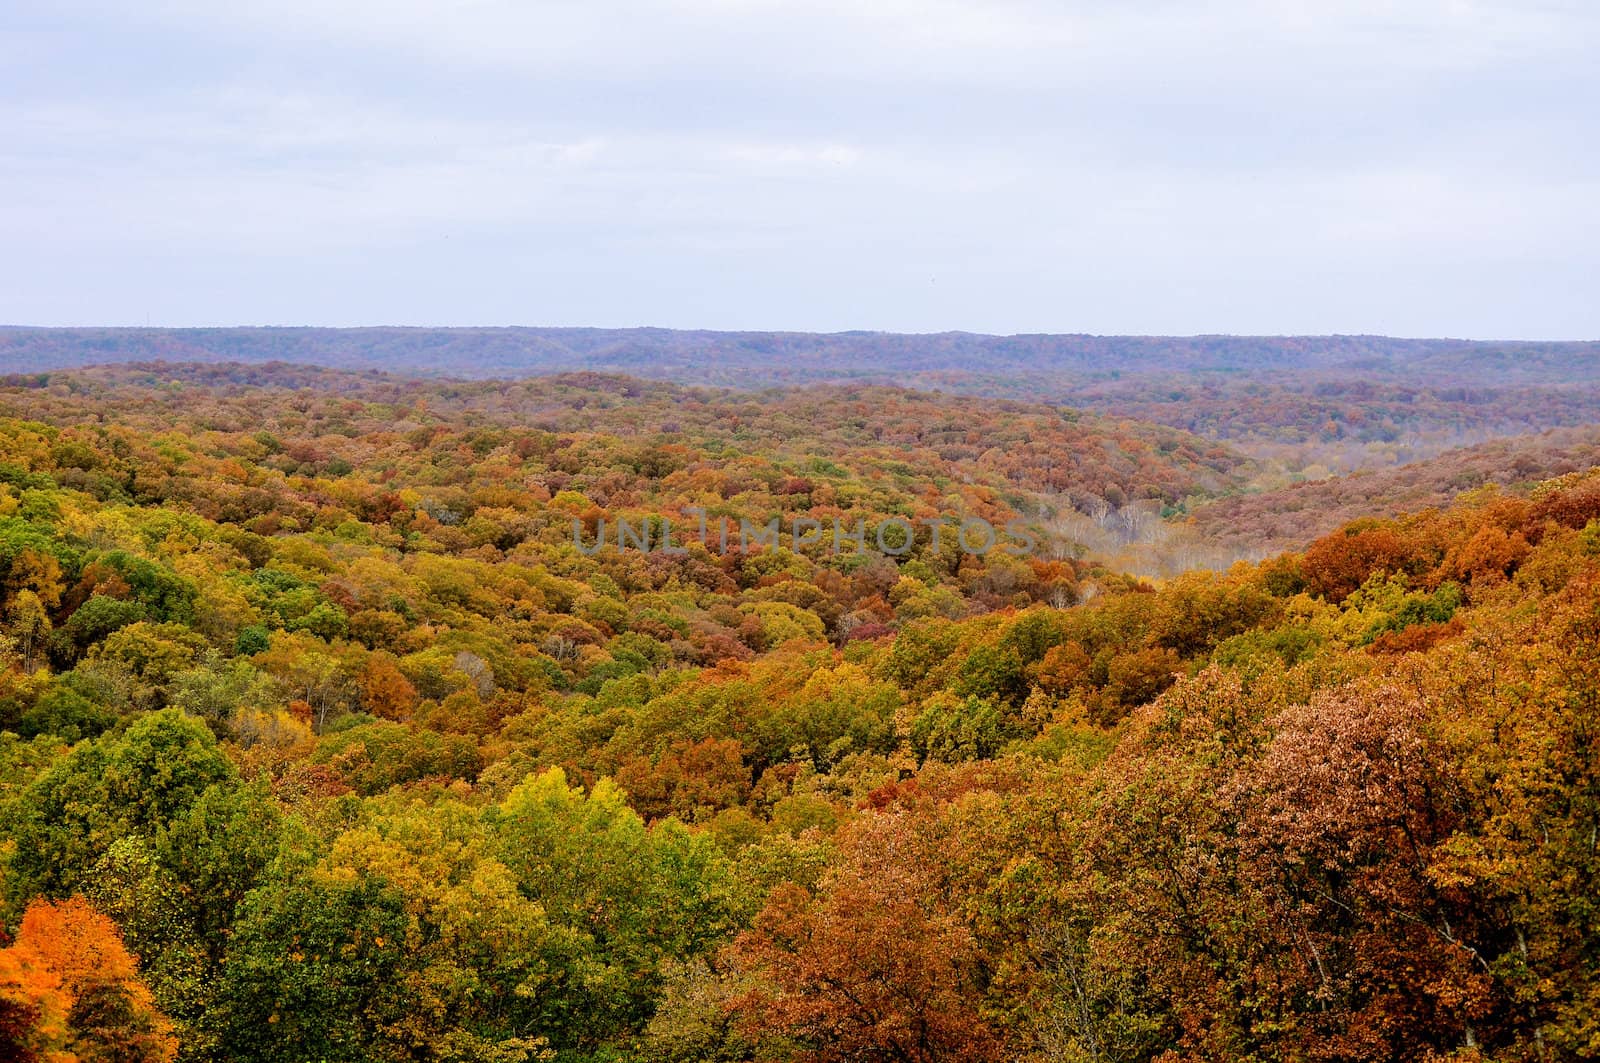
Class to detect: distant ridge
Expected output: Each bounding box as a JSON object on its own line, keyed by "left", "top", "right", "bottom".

{"left": 3, "top": 325, "right": 1598, "bottom": 383}
{"left": 6, "top": 328, "right": 1600, "bottom": 468}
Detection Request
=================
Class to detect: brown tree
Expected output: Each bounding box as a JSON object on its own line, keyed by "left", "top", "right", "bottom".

{"left": 731, "top": 810, "right": 1003, "bottom": 1062}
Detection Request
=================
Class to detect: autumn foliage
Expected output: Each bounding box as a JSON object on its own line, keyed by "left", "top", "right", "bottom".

{"left": 0, "top": 897, "right": 176, "bottom": 1063}
{"left": 0, "top": 363, "right": 1599, "bottom": 1061}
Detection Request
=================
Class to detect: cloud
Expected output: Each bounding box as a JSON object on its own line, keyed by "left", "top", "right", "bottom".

{"left": 0, "top": 0, "right": 1595, "bottom": 335}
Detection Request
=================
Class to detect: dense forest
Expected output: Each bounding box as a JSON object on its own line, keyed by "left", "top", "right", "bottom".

{"left": 2, "top": 363, "right": 1599, "bottom": 1061}
{"left": 8, "top": 328, "right": 1600, "bottom": 470}
{"left": 9, "top": 329, "right": 1599, "bottom": 385}
{"left": 1181, "top": 424, "right": 1600, "bottom": 556}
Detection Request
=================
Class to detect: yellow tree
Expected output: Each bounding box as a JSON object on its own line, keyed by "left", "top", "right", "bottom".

{"left": 6, "top": 590, "right": 50, "bottom": 674}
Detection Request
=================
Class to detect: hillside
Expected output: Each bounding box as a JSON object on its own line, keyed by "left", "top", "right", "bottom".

{"left": 7, "top": 327, "right": 1599, "bottom": 383}
{"left": 3, "top": 360, "right": 1600, "bottom": 1060}
{"left": 0, "top": 360, "right": 1251, "bottom": 512}
{"left": 6, "top": 328, "right": 1599, "bottom": 467}
{"left": 1181, "top": 424, "right": 1600, "bottom": 556}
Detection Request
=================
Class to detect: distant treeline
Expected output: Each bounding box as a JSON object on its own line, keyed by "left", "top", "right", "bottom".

{"left": 4, "top": 325, "right": 1598, "bottom": 382}
{"left": 7, "top": 327, "right": 1599, "bottom": 460}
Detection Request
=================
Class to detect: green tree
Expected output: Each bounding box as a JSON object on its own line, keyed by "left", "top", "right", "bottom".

{"left": 5, "top": 708, "right": 237, "bottom": 905}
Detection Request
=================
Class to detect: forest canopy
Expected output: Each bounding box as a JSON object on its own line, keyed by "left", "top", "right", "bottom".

{"left": 1, "top": 363, "right": 1598, "bottom": 1062}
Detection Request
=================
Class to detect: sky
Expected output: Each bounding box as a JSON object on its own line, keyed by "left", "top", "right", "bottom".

{"left": 1, "top": 0, "right": 1596, "bottom": 338}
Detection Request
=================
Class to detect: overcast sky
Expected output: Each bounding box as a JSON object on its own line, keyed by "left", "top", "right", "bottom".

{"left": 1, "top": 0, "right": 1596, "bottom": 337}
